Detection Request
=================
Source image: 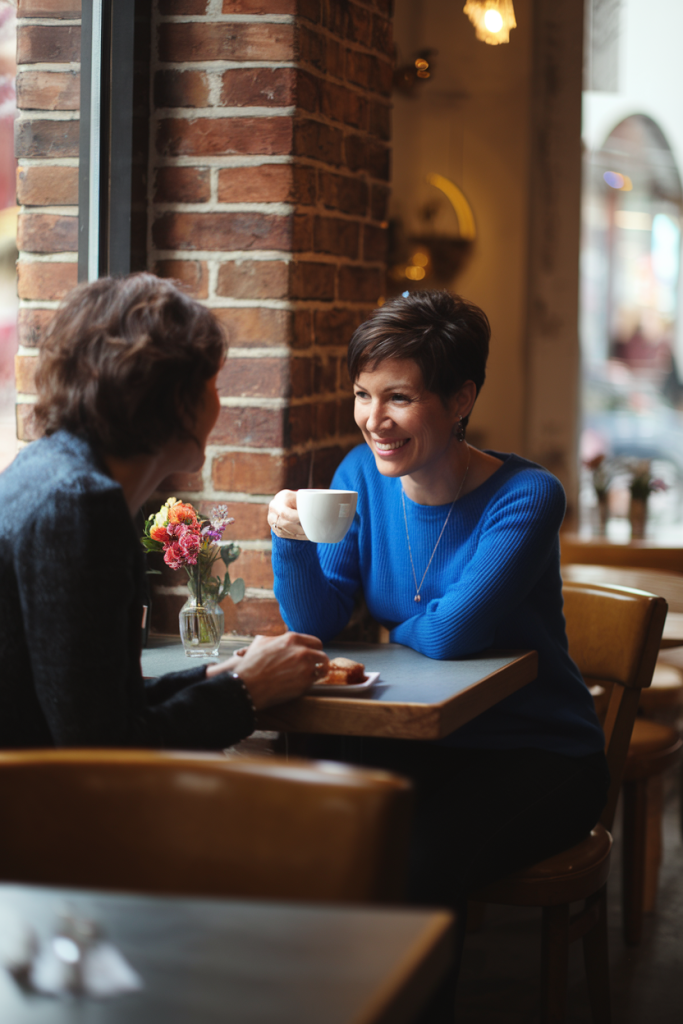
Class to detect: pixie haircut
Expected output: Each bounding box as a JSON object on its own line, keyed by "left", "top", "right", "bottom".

{"left": 34, "top": 273, "right": 226, "bottom": 458}
{"left": 347, "top": 290, "right": 490, "bottom": 427}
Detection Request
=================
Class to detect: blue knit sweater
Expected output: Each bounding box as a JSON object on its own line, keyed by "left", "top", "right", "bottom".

{"left": 272, "top": 444, "right": 605, "bottom": 756}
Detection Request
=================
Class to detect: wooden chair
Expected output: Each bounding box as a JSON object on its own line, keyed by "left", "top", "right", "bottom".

{"left": 562, "top": 562, "right": 683, "bottom": 937}
{"left": 0, "top": 750, "right": 413, "bottom": 903}
{"left": 472, "top": 581, "right": 667, "bottom": 1024}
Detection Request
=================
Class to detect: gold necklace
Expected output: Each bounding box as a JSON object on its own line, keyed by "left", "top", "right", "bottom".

{"left": 401, "top": 444, "right": 471, "bottom": 603}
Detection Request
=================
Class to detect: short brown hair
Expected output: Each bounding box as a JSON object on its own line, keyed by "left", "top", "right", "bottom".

{"left": 347, "top": 291, "right": 490, "bottom": 427}
{"left": 34, "top": 273, "right": 226, "bottom": 457}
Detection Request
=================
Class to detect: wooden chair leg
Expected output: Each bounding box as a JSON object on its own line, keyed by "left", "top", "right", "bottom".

{"left": 582, "top": 886, "right": 611, "bottom": 1024}
{"left": 643, "top": 774, "right": 663, "bottom": 913}
{"left": 540, "top": 904, "right": 569, "bottom": 1024}
{"left": 622, "top": 778, "right": 647, "bottom": 944}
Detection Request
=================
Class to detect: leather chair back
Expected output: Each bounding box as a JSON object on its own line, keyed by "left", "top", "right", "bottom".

{"left": 0, "top": 750, "right": 413, "bottom": 903}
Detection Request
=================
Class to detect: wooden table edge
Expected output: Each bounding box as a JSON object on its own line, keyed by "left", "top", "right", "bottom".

{"left": 257, "top": 650, "right": 539, "bottom": 741}
{"left": 354, "top": 910, "right": 454, "bottom": 1024}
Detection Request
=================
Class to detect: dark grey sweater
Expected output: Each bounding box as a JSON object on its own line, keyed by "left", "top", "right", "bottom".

{"left": 0, "top": 431, "right": 255, "bottom": 749}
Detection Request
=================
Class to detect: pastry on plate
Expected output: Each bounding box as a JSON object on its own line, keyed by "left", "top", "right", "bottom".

{"left": 317, "top": 657, "right": 366, "bottom": 686}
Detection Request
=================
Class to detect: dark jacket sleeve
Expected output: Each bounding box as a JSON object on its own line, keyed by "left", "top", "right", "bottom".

{"left": 17, "top": 484, "right": 255, "bottom": 750}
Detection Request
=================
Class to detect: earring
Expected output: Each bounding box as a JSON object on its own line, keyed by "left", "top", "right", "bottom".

{"left": 454, "top": 416, "right": 466, "bottom": 443}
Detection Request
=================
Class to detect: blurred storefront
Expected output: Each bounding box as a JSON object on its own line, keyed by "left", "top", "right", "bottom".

{"left": 581, "top": 0, "right": 683, "bottom": 537}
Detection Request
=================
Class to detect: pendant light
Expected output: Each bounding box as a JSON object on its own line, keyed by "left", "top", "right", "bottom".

{"left": 463, "top": 0, "right": 517, "bottom": 45}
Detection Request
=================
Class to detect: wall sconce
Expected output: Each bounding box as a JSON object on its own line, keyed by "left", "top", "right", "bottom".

{"left": 387, "top": 174, "right": 476, "bottom": 292}
{"left": 393, "top": 49, "right": 436, "bottom": 96}
{"left": 463, "top": 0, "right": 517, "bottom": 45}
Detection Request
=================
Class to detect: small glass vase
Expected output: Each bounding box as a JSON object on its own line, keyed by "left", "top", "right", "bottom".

{"left": 595, "top": 493, "right": 609, "bottom": 536}
{"left": 179, "top": 573, "right": 224, "bottom": 657}
{"left": 629, "top": 496, "right": 648, "bottom": 541}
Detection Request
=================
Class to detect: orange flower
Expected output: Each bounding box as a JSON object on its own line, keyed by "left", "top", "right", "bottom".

{"left": 167, "top": 500, "right": 198, "bottom": 526}
{"left": 149, "top": 524, "right": 170, "bottom": 543}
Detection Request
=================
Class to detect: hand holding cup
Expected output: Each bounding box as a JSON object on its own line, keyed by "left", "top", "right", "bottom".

{"left": 268, "top": 489, "right": 357, "bottom": 544}
{"left": 268, "top": 489, "right": 308, "bottom": 541}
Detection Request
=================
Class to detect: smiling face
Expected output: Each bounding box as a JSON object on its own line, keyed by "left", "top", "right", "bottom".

{"left": 353, "top": 358, "right": 473, "bottom": 485}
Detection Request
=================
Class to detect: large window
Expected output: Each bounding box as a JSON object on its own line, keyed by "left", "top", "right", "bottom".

{"left": 580, "top": 0, "right": 683, "bottom": 538}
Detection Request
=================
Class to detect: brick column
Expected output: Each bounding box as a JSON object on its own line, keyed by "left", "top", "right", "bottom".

{"left": 13, "top": 0, "right": 80, "bottom": 441}
{"left": 150, "top": 0, "right": 392, "bottom": 635}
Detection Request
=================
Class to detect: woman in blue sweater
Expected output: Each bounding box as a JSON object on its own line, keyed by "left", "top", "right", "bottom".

{"left": 269, "top": 290, "right": 608, "bottom": 906}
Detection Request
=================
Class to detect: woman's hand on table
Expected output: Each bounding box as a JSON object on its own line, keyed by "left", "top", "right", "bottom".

{"left": 268, "top": 489, "right": 309, "bottom": 541}
{"left": 205, "top": 632, "right": 329, "bottom": 710}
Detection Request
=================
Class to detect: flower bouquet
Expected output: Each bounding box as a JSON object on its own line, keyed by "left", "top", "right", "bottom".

{"left": 628, "top": 461, "right": 668, "bottom": 540}
{"left": 141, "top": 499, "right": 245, "bottom": 657}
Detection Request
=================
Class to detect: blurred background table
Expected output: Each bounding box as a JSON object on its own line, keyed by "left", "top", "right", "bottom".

{"left": 0, "top": 884, "right": 453, "bottom": 1024}
{"left": 561, "top": 564, "right": 683, "bottom": 648}
{"left": 560, "top": 534, "right": 683, "bottom": 574}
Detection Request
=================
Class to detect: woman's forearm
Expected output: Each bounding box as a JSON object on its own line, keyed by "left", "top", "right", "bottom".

{"left": 272, "top": 535, "right": 356, "bottom": 640}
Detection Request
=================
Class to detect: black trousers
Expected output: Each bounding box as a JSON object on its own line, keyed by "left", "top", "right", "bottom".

{"left": 307, "top": 736, "right": 611, "bottom": 906}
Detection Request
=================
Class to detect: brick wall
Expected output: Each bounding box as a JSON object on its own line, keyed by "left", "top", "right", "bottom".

{"left": 14, "top": 0, "right": 393, "bottom": 638}
{"left": 150, "top": 0, "right": 392, "bottom": 635}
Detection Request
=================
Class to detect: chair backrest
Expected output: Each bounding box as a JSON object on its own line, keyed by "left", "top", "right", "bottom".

{"left": 563, "top": 581, "right": 667, "bottom": 830}
{"left": 0, "top": 751, "right": 413, "bottom": 903}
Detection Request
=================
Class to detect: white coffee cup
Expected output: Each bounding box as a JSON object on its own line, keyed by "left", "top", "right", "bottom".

{"left": 296, "top": 489, "right": 358, "bottom": 544}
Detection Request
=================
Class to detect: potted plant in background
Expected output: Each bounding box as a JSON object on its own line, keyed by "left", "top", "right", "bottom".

{"left": 628, "top": 461, "right": 668, "bottom": 540}
{"left": 141, "top": 499, "right": 244, "bottom": 657}
{"left": 585, "top": 454, "right": 612, "bottom": 536}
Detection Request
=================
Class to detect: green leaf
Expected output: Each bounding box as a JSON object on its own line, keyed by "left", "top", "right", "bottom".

{"left": 229, "top": 578, "right": 245, "bottom": 604}
{"left": 140, "top": 537, "right": 163, "bottom": 553}
{"left": 219, "top": 541, "right": 240, "bottom": 565}
{"left": 146, "top": 569, "right": 162, "bottom": 575}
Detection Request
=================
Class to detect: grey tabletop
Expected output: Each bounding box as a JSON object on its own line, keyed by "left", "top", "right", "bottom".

{"left": 0, "top": 884, "right": 453, "bottom": 1024}
{"left": 142, "top": 638, "right": 538, "bottom": 741}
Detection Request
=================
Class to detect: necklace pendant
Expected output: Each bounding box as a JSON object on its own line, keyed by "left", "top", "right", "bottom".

{"left": 414, "top": 594, "right": 421, "bottom": 602}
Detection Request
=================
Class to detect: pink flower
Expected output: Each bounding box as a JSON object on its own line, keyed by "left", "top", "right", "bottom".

{"left": 163, "top": 542, "right": 184, "bottom": 570}
{"left": 177, "top": 527, "right": 201, "bottom": 563}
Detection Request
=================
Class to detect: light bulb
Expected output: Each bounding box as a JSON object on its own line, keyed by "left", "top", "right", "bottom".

{"left": 464, "top": 1, "right": 517, "bottom": 45}
{"left": 484, "top": 9, "right": 503, "bottom": 32}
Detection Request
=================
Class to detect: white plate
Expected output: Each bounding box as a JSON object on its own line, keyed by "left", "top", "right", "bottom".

{"left": 310, "top": 671, "right": 380, "bottom": 697}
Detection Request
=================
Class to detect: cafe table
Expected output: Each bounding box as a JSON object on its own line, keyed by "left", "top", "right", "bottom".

{"left": 142, "top": 638, "right": 538, "bottom": 741}
{"left": 0, "top": 884, "right": 454, "bottom": 1024}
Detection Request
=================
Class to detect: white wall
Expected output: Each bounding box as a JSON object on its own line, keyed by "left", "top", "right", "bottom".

{"left": 583, "top": 0, "right": 683, "bottom": 172}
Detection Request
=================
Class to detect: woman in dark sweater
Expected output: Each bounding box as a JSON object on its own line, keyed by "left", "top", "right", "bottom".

{"left": 0, "top": 274, "right": 328, "bottom": 750}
